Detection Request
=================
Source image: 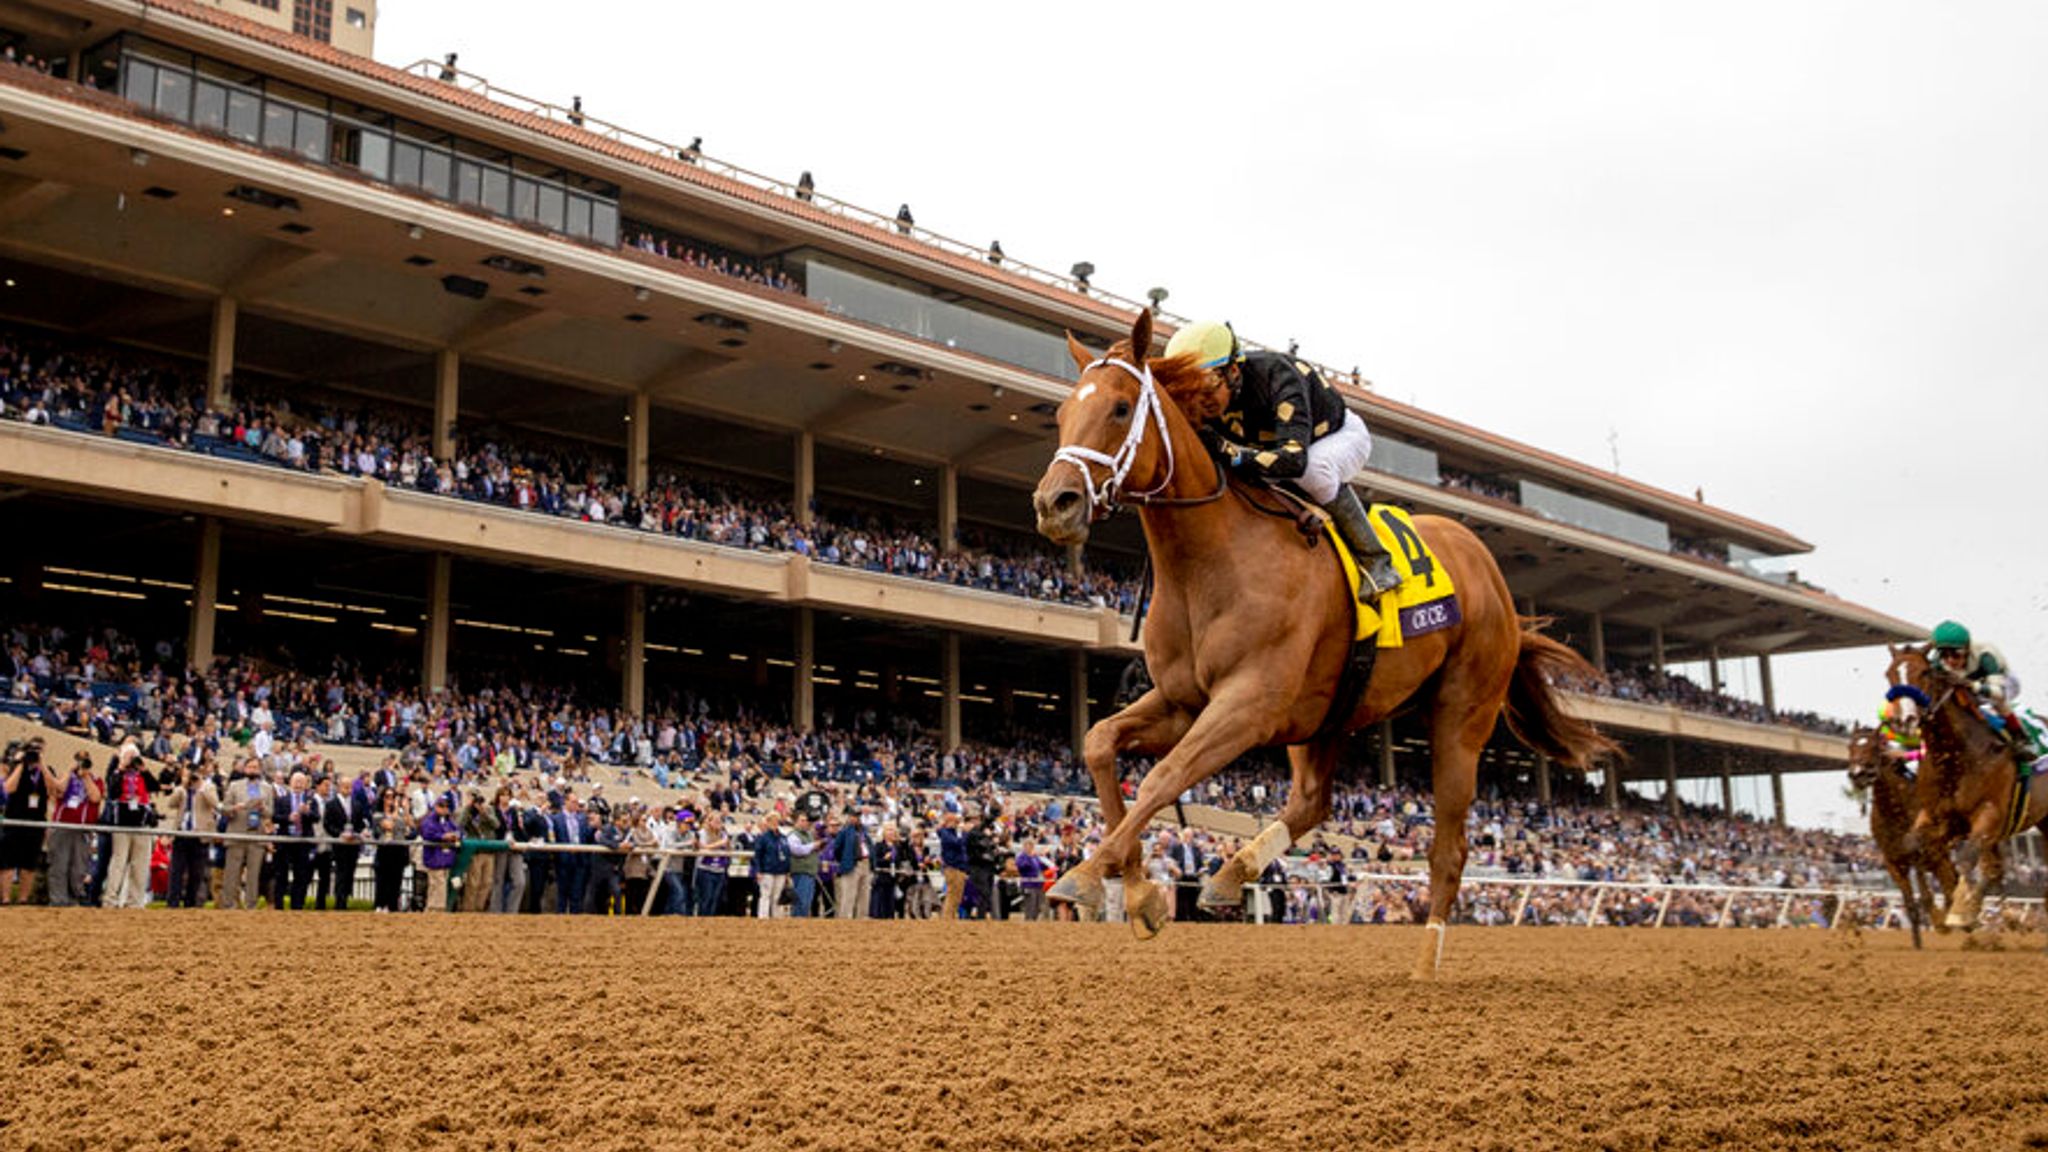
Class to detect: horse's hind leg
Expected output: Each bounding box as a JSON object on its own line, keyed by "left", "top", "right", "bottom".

{"left": 1200, "top": 740, "right": 1339, "bottom": 912}
{"left": 1889, "top": 862, "right": 1922, "bottom": 949}
{"left": 1047, "top": 689, "right": 1191, "bottom": 912}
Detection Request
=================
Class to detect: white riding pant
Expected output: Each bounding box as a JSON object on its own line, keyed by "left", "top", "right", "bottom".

{"left": 1298, "top": 409, "right": 1374, "bottom": 504}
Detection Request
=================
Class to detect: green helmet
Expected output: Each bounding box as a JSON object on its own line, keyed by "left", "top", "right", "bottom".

{"left": 1930, "top": 620, "right": 1971, "bottom": 651}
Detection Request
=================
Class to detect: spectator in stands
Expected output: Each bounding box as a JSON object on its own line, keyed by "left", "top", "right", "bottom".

{"left": 164, "top": 763, "right": 218, "bottom": 908}
{"left": 692, "top": 811, "right": 731, "bottom": 917}
{"left": 786, "top": 814, "right": 821, "bottom": 918}
{"left": 830, "top": 807, "right": 872, "bottom": 920}
{"left": 102, "top": 743, "right": 154, "bottom": 909}
{"left": 1015, "top": 838, "right": 1050, "bottom": 922}
{"left": 937, "top": 811, "right": 969, "bottom": 921}
{"left": 750, "top": 811, "right": 789, "bottom": 918}
{"left": 1, "top": 738, "right": 51, "bottom": 903}
{"left": 418, "top": 795, "right": 461, "bottom": 912}
{"left": 44, "top": 747, "right": 100, "bottom": 906}
{"left": 370, "top": 788, "right": 414, "bottom": 913}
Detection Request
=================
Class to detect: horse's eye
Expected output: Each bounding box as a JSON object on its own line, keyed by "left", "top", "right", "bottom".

{"left": 1113, "top": 399, "right": 1132, "bottom": 420}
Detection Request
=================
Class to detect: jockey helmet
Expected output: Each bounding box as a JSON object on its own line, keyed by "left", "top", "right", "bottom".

{"left": 1930, "top": 620, "right": 1971, "bottom": 652}
{"left": 1163, "top": 321, "right": 1241, "bottom": 370}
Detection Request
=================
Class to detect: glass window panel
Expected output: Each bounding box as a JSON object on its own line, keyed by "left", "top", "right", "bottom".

{"left": 591, "top": 201, "right": 619, "bottom": 247}
{"left": 510, "top": 177, "right": 540, "bottom": 221}
{"left": 226, "top": 89, "right": 261, "bottom": 143}
{"left": 455, "top": 159, "right": 484, "bottom": 205}
{"left": 154, "top": 67, "right": 193, "bottom": 121}
{"left": 418, "top": 147, "right": 452, "bottom": 197}
{"left": 355, "top": 129, "right": 390, "bottom": 180}
{"left": 293, "top": 109, "right": 327, "bottom": 160}
{"left": 261, "top": 101, "right": 295, "bottom": 150}
{"left": 122, "top": 58, "right": 157, "bottom": 106}
{"left": 193, "top": 79, "right": 228, "bottom": 132}
{"left": 480, "top": 167, "right": 510, "bottom": 214}
{"left": 564, "top": 195, "right": 593, "bottom": 239}
{"left": 535, "top": 184, "right": 565, "bottom": 231}
{"left": 391, "top": 140, "right": 423, "bottom": 188}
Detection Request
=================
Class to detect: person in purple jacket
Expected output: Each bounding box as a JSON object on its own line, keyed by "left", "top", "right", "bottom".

{"left": 1015, "top": 840, "right": 1050, "bottom": 922}
{"left": 418, "top": 795, "right": 462, "bottom": 913}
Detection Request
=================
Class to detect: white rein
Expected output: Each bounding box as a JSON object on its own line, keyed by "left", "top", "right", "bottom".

{"left": 1049, "top": 357, "right": 1175, "bottom": 516}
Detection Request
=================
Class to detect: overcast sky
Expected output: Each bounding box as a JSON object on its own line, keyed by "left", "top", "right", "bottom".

{"left": 375, "top": 2, "right": 2048, "bottom": 829}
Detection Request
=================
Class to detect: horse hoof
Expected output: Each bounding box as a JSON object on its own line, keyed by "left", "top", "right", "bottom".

{"left": 1127, "top": 882, "right": 1169, "bottom": 941}
{"left": 1049, "top": 870, "right": 1105, "bottom": 910}
{"left": 1197, "top": 874, "right": 1245, "bottom": 910}
{"left": 1410, "top": 918, "right": 1446, "bottom": 981}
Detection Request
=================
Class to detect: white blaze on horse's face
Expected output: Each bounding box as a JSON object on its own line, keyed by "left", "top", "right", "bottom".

{"left": 1033, "top": 358, "right": 1146, "bottom": 546}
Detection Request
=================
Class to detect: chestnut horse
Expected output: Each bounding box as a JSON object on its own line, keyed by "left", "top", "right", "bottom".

{"left": 1845, "top": 726, "right": 1954, "bottom": 948}
{"left": 1031, "top": 310, "right": 1616, "bottom": 978}
{"left": 1893, "top": 644, "right": 2046, "bottom": 929}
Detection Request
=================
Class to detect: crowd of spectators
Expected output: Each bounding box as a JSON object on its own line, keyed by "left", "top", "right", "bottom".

{"left": 13, "top": 608, "right": 2035, "bottom": 932}
{"left": 623, "top": 226, "right": 803, "bottom": 296}
{"left": 1438, "top": 465, "right": 1519, "bottom": 505}
{"left": 1583, "top": 664, "right": 1852, "bottom": 735}
{"left": 0, "top": 323, "right": 1145, "bottom": 612}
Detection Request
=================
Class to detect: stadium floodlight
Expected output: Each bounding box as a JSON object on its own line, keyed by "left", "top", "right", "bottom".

{"left": 129, "top": 147, "right": 149, "bottom": 167}
{"left": 987, "top": 240, "right": 1004, "bottom": 265}
{"left": 1070, "top": 261, "right": 1094, "bottom": 290}
{"left": 1146, "top": 286, "right": 1168, "bottom": 314}
{"left": 633, "top": 286, "right": 651, "bottom": 302}
{"left": 406, "top": 224, "right": 424, "bottom": 240}
{"left": 796, "top": 171, "right": 815, "bottom": 202}
{"left": 895, "top": 204, "right": 915, "bottom": 234}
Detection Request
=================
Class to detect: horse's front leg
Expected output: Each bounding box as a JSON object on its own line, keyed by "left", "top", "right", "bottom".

{"left": 1047, "top": 688, "right": 1191, "bottom": 912}
{"left": 1944, "top": 808, "right": 2006, "bottom": 929}
{"left": 1090, "top": 688, "right": 1273, "bottom": 940}
{"left": 1200, "top": 740, "right": 1339, "bottom": 912}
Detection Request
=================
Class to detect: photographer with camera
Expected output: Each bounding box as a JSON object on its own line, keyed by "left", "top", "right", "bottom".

{"left": 45, "top": 747, "right": 103, "bottom": 906}
{"left": 964, "top": 804, "right": 1003, "bottom": 921}
{"left": 2, "top": 738, "right": 52, "bottom": 904}
{"left": 103, "top": 743, "right": 157, "bottom": 909}
{"left": 164, "top": 762, "right": 219, "bottom": 908}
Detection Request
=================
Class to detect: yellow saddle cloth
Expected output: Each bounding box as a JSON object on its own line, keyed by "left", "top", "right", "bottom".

{"left": 1326, "top": 504, "right": 1461, "bottom": 647}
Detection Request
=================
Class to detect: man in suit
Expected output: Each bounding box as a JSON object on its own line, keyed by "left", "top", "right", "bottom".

{"left": 311, "top": 773, "right": 362, "bottom": 910}
{"left": 549, "top": 796, "right": 587, "bottom": 915}
{"left": 830, "top": 807, "right": 873, "bottom": 920}
{"left": 271, "top": 770, "right": 317, "bottom": 910}
{"left": 218, "top": 757, "right": 274, "bottom": 909}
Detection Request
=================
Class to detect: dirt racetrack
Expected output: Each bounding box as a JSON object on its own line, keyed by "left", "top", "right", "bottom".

{"left": 3, "top": 913, "right": 2045, "bottom": 1152}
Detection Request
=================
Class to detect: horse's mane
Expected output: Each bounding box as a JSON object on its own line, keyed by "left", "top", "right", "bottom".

{"left": 1107, "top": 339, "right": 1225, "bottom": 424}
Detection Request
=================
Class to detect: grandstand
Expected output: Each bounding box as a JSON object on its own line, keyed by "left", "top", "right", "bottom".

{"left": 0, "top": 0, "right": 1932, "bottom": 832}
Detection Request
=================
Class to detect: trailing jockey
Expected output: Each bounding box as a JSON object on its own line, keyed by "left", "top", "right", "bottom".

{"left": 1929, "top": 619, "right": 2044, "bottom": 763}
{"left": 1162, "top": 321, "right": 1401, "bottom": 600}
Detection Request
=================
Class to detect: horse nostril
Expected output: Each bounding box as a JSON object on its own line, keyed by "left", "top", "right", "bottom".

{"left": 1053, "top": 490, "right": 1081, "bottom": 516}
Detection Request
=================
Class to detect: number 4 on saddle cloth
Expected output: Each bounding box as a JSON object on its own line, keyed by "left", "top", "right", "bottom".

{"left": 1327, "top": 504, "right": 1461, "bottom": 647}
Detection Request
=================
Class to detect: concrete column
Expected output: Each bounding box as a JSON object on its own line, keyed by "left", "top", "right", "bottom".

{"left": 1708, "top": 644, "right": 1724, "bottom": 695}
{"left": 433, "top": 348, "right": 460, "bottom": 461}
{"left": 1758, "top": 652, "right": 1776, "bottom": 716}
{"left": 626, "top": 392, "right": 650, "bottom": 495}
{"left": 1535, "top": 751, "right": 1552, "bottom": 806}
{"left": 1378, "top": 719, "right": 1396, "bottom": 789}
{"left": 940, "top": 632, "right": 962, "bottom": 752}
{"left": 938, "top": 464, "right": 959, "bottom": 554}
{"left": 207, "top": 296, "right": 236, "bottom": 412}
{"left": 1720, "top": 750, "right": 1735, "bottom": 816}
{"left": 1663, "top": 739, "right": 1680, "bottom": 818}
{"left": 1604, "top": 763, "right": 1621, "bottom": 811}
{"left": 422, "top": 554, "right": 452, "bottom": 693}
{"left": 1588, "top": 612, "right": 1607, "bottom": 674}
{"left": 621, "top": 584, "right": 646, "bottom": 715}
{"left": 1068, "top": 649, "right": 1089, "bottom": 761}
{"left": 1771, "top": 771, "right": 1787, "bottom": 828}
{"left": 794, "top": 431, "right": 816, "bottom": 528}
{"left": 792, "top": 608, "right": 815, "bottom": 732}
{"left": 187, "top": 517, "right": 222, "bottom": 669}
{"left": 1650, "top": 627, "right": 1666, "bottom": 674}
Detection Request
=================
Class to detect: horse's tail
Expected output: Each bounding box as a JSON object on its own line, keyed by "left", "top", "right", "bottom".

{"left": 1503, "top": 618, "right": 1623, "bottom": 770}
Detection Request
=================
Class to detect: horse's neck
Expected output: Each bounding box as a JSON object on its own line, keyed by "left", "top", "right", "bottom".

{"left": 1925, "top": 701, "right": 2003, "bottom": 777}
{"left": 1136, "top": 492, "right": 1291, "bottom": 609}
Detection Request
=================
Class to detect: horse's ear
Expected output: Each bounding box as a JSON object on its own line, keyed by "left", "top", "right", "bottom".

{"left": 1129, "top": 310, "right": 1153, "bottom": 360}
{"left": 1066, "top": 331, "right": 1096, "bottom": 373}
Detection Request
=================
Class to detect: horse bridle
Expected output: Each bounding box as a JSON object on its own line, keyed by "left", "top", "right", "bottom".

{"left": 1050, "top": 357, "right": 1226, "bottom": 520}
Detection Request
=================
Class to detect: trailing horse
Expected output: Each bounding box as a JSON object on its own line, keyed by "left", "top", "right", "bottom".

{"left": 1893, "top": 645, "right": 2048, "bottom": 930}
{"left": 1845, "top": 725, "right": 1953, "bottom": 948}
{"left": 1031, "top": 310, "right": 1616, "bottom": 978}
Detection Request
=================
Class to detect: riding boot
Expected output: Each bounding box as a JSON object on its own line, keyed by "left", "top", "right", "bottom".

{"left": 1320, "top": 487, "right": 1401, "bottom": 599}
